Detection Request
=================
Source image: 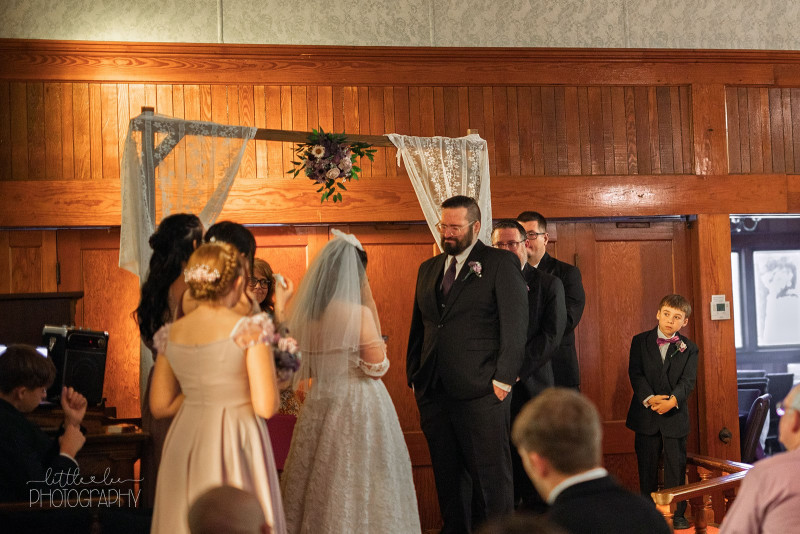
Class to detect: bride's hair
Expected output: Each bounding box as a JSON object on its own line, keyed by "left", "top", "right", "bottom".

{"left": 184, "top": 242, "right": 242, "bottom": 301}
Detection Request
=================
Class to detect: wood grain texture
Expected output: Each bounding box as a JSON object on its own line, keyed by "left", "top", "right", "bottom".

{"left": 0, "top": 41, "right": 785, "bottom": 86}
{"left": 690, "top": 215, "right": 739, "bottom": 460}
{"left": 0, "top": 173, "right": 790, "bottom": 228}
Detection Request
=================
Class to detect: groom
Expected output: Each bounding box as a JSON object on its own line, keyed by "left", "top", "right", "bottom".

{"left": 407, "top": 195, "right": 528, "bottom": 532}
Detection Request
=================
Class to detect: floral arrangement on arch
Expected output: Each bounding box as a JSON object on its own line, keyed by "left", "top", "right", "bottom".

{"left": 288, "top": 128, "right": 376, "bottom": 203}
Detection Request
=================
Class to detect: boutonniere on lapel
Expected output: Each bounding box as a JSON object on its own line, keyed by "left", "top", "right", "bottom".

{"left": 464, "top": 261, "right": 482, "bottom": 280}
{"left": 668, "top": 340, "right": 687, "bottom": 359}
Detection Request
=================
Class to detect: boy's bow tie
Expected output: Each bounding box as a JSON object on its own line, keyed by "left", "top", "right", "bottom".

{"left": 657, "top": 336, "right": 680, "bottom": 346}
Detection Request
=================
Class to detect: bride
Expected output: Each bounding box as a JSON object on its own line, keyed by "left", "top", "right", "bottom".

{"left": 280, "top": 230, "right": 421, "bottom": 533}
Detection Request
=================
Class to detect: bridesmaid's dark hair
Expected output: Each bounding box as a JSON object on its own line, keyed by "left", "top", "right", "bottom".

{"left": 135, "top": 213, "right": 203, "bottom": 345}
{"left": 204, "top": 221, "right": 256, "bottom": 270}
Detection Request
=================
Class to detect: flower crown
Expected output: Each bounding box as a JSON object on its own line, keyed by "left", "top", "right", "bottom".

{"left": 184, "top": 264, "right": 221, "bottom": 284}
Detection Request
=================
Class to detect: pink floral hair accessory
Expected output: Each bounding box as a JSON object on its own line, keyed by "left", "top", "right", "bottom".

{"left": 184, "top": 264, "right": 220, "bottom": 284}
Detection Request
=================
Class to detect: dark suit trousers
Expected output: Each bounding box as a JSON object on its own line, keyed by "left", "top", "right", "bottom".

{"left": 509, "top": 384, "right": 548, "bottom": 514}
{"left": 634, "top": 432, "right": 688, "bottom": 517}
{"left": 418, "top": 390, "right": 514, "bottom": 533}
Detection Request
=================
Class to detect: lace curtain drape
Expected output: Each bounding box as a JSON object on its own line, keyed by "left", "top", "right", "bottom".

{"left": 387, "top": 134, "right": 492, "bottom": 247}
{"left": 119, "top": 113, "right": 256, "bottom": 279}
{"left": 119, "top": 112, "right": 256, "bottom": 399}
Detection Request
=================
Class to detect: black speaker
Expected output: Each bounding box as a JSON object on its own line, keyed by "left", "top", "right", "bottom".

{"left": 43, "top": 326, "right": 108, "bottom": 406}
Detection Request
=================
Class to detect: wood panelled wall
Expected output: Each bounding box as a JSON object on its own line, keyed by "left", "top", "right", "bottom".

{"left": 0, "top": 81, "right": 693, "bottom": 184}
{"left": 726, "top": 87, "right": 800, "bottom": 174}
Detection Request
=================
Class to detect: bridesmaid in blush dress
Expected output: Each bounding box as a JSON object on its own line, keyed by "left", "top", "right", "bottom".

{"left": 149, "top": 241, "right": 286, "bottom": 534}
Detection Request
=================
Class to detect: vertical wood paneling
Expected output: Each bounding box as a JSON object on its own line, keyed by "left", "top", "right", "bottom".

{"left": 44, "top": 83, "right": 62, "bottom": 180}
{"left": 493, "top": 87, "right": 510, "bottom": 176}
{"left": 564, "top": 87, "right": 581, "bottom": 175}
{"left": 792, "top": 89, "right": 800, "bottom": 173}
{"left": 99, "top": 84, "right": 119, "bottom": 181}
{"left": 0, "top": 80, "right": 703, "bottom": 184}
{"left": 587, "top": 87, "right": 603, "bottom": 175}
{"left": 578, "top": 87, "right": 591, "bottom": 174}
{"left": 541, "top": 86, "right": 557, "bottom": 175}
{"left": 368, "top": 86, "right": 385, "bottom": 178}
{"left": 624, "top": 87, "right": 638, "bottom": 174}
{"left": 506, "top": 87, "right": 520, "bottom": 176}
{"left": 647, "top": 87, "right": 661, "bottom": 174}
{"left": 482, "top": 87, "right": 496, "bottom": 177}
{"left": 89, "top": 83, "right": 102, "bottom": 180}
{"left": 769, "top": 88, "right": 784, "bottom": 173}
{"left": 610, "top": 87, "right": 627, "bottom": 175}
{"left": 0, "top": 83, "right": 11, "bottom": 181}
{"left": 73, "top": 83, "right": 90, "bottom": 181}
{"left": 517, "top": 86, "right": 534, "bottom": 175}
{"left": 781, "top": 88, "right": 794, "bottom": 174}
{"left": 554, "top": 87, "right": 568, "bottom": 175}
{"left": 759, "top": 89, "right": 772, "bottom": 173}
{"left": 265, "top": 86, "right": 282, "bottom": 178}
{"left": 61, "top": 83, "right": 74, "bottom": 181}
{"left": 656, "top": 86, "right": 674, "bottom": 174}
{"left": 747, "top": 88, "right": 764, "bottom": 172}
{"left": 26, "top": 83, "right": 45, "bottom": 180}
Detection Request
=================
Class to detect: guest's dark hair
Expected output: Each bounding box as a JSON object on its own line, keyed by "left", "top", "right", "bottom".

{"left": 492, "top": 219, "right": 527, "bottom": 241}
{"left": 0, "top": 344, "right": 56, "bottom": 394}
{"left": 204, "top": 221, "right": 256, "bottom": 269}
{"left": 517, "top": 211, "right": 548, "bottom": 232}
{"left": 135, "top": 213, "right": 203, "bottom": 345}
{"left": 441, "top": 195, "right": 481, "bottom": 224}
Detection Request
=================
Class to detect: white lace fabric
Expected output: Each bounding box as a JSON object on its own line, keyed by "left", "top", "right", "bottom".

{"left": 388, "top": 133, "right": 493, "bottom": 247}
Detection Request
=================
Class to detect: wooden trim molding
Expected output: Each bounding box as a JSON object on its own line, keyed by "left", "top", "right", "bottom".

{"left": 3, "top": 39, "right": 800, "bottom": 86}
{"left": 0, "top": 174, "right": 792, "bottom": 228}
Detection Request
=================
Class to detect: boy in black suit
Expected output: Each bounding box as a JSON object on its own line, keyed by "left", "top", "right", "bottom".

{"left": 625, "top": 294, "right": 698, "bottom": 530}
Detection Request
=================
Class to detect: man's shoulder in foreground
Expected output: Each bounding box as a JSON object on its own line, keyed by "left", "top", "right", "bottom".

{"left": 550, "top": 476, "right": 670, "bottom": 534}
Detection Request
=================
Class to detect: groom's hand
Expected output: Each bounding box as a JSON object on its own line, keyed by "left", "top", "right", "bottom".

{"left": 493, "top": 384, "right": 508, "bottom": 401}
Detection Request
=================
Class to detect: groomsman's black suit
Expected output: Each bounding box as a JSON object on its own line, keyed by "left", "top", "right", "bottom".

{"left": 548, "top": 475, "right": 671, "bottom": 534}
{"left": 536, "top": 252, "right": 585, "bottom": 389}
{"left": 408, "top": 240, "right": 528, "bottom": 533}
{"left": 625, "top": 327, "right": 698, "bottom": 518}
{"left": 511, "top": 263, "right": 566, "bottom": 511}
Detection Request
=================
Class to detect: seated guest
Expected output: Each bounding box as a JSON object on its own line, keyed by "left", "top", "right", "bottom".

{"left": 720, "top": 383, "right": 800, "bottom": 534}
{"left": 512, "top": 388, "right": 670, "bottom": 534}
{"left": 189, "top": 485, "right": 271, "bottom": 534}
{"left": 0, "top": 344, "right": 87, "bottom": 502}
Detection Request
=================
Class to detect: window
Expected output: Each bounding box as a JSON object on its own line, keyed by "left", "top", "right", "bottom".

{"left": 752, "top": 250, "right": 800, "bottom": 346}
{"left": 732, "top": 252, "right": 742, "bottom": 348}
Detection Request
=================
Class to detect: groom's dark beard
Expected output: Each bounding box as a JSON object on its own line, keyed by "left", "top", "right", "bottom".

{"left": 441, "top": 226, "right": 474, "bottom": 256}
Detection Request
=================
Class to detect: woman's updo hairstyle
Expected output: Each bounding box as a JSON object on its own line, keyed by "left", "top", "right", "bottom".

{"left": 184, "top": 242, "right": 242, "bottom": 301}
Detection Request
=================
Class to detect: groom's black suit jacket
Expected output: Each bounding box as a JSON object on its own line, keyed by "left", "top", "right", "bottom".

{"left": 625, "top": 327, "right": 698, "bottom": 438}
{"left": 407, "top": 240, "right": 528, "bottom": 400}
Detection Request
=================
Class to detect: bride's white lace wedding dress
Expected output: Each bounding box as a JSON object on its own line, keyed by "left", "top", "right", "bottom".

{"left": 280, "top": 310, "right": 420, "bottom": 533}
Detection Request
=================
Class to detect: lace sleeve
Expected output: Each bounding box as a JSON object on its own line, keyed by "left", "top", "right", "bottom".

{"left": 232, "top": 312, "right": 275, "bottom": 349}
{"left": 358, "top": 347, "right": 390, "bottom": 378}
{"left": 152, "top": 324, "right": 171, "bottom": 355}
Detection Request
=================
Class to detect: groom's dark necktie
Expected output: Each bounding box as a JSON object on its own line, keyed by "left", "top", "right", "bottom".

{"left": 441, "top": 257, "right": 457, "bottom": 297}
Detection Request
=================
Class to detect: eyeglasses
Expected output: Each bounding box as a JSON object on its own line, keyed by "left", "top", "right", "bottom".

{"left": 777, "top": 401, "right": 797, "bottom": 417}
{"left": 435, "top": 221, "right": 476, "bottom": 235}
{"left": 248, "top": 277, "right": 271, "bottom": 289}
{"left": 493, "top": 240, "right": 525, "bottom": 250}
{"left": 526, "top": 231, "right": 546, "bottom": 240}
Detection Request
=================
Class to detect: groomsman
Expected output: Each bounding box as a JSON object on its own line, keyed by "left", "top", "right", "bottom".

{"left": 517, "top": 211, "right": 586, "bottom": 391}
{"left": 408, "top": 196, "right": 528, "bottom": 533}
{"left": 491, "top": 220, "right": 566, "bottom": 512}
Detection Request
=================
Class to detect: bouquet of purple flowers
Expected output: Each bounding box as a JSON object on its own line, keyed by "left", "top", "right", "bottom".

{"left": 287, "top": 128, "right": 376, "bottom": 203}
{"left": 271, "top": 332, "right": 302, "bottom": 383}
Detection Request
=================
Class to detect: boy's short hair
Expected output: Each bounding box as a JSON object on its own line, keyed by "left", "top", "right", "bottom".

{"left": 658, "top": 294, "right": 692, "bottom": 318}
{"left": 516, "top": 211, "right": 548, "bottom": 232}
{"left": 0, "top": 344, "right": 56, "bottom": 394}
